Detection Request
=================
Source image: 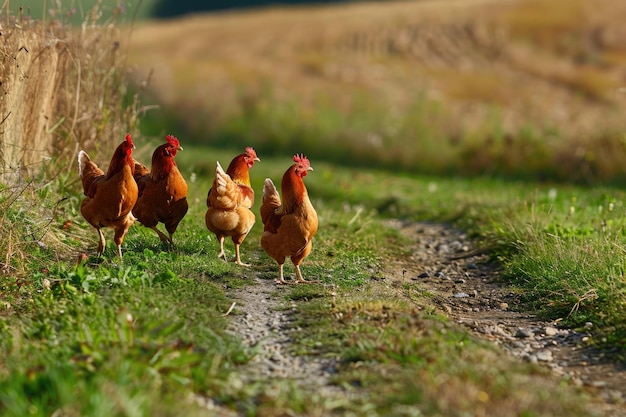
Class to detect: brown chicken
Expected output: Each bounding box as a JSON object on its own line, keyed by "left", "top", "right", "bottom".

{"left": 260, "top": 154, "right": 318, "bottom": 284}
{"left": 132, "top": 134, "right": 188, "bottom": 245}
{"left": 78, "top": 134, "right": 138, "bottom": 259}
{"left": 205, "top": 147, "right": 260, "bottom": 266}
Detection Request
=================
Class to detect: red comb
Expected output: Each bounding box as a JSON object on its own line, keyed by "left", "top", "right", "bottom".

{"left": 166, "top": 134, "right": 180, "bottom": 147}
{"left": 125, "top": 133, "right": 133, "bottom": 145}
{"left": 245, "top": 146, "right": 257, "bottom": 158}
{"left": 293, "top": 154, "right": 310, "bottom": 168}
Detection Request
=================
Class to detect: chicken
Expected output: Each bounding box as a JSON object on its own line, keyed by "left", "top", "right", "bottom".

{"left": 132, "top": 134, "right": 188, "bottom": 245}
{"left": 260, "top": 154, "right": 318, "bottom": 284}
{"left": 205, "top": 147, "right": 260, "bottom": 266}
{"left": 78, "top": 133, "right": 138, "bottom": 259}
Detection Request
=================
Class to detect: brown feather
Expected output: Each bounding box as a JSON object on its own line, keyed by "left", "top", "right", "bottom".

{"left": 205, "top": 147, "right": 260, "bottom": 265}
{"left": 132, "top": 137, "right": 188, "bottom": 243}
{"left": 260, "top": 157, "right": 318, "bottom": 282}
{"left": 78, "top": 135, "right": 138, "bottom": 258}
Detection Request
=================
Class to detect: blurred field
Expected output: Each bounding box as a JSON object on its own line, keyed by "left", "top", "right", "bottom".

{"left": 127, "top": 0, "right": 626, "bottom": 182}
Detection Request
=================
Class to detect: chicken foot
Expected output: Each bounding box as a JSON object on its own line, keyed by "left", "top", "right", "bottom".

{"left": 275, "top": 264, "right": 320, "bottom": 284}
{"left": 151, "top": 226, "right": 173, "bottom": 245}
{"left": 217, "top": 237, "right": 250, "bottom": 266}
{"left": 295, "top": 264, "right": 320, "bottom": 284}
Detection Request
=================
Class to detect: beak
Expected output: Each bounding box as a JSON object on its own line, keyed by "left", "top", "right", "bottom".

{"left": 308, "top": 166, "right": 314, "bottom": 171}
{"left": 255, "top": 157, "right": 260, "bottom": 162}
{"left": 178, "top": 145, "right": 184, "bottom": 151}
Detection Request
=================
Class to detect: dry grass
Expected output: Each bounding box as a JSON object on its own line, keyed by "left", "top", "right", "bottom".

{"left": 0, "top": 5, "right": 142, "bottom": 275}
{"left": 0, "top": 8, "right": 142, "bottom": 182}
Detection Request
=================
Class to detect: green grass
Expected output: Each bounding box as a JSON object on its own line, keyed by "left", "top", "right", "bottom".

{"left": 332, "top": 167, "right": 626, "bottom": 344}
{"left": 2, "top": 145, "right": 623, "bottom": 415}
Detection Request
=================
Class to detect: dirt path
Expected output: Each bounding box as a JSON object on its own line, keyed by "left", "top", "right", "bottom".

{"left": 223, "top": 221, "right": 626, "bottom": 415}
{"left": 387, "top": 220, "right": 626, "bottom": 413}
{"left": 225, "top": 275, "right": 344, "bottom": 392}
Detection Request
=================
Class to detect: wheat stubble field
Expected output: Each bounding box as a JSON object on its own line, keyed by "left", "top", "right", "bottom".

{"left": 127, "top": 0, "right": 626, "bottom": 180}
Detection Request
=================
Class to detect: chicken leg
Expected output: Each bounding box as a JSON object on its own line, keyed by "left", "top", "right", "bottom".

{"left": 96, "top": 228, "right": 106, "bottom": 256}
{"left": 294, "top": 264, "right": 320, "bottom": 284}
{"left": 217, "top": 236, "right": 227, "bottom": 262}
{"left": 151, "top": 226, "right": 173, "bottom": 245}
{"left": 275, "top": 264, "right": 319, "bottom": 284}
{"left": 234, "top": 244, "right": 250, "bottom": 267}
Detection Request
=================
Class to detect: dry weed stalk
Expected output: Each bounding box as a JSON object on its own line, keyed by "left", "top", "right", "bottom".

{"left": 0, "top": 5, "right": 143, "bottom": 272}
{"left": 0, "top": 7, "right": 141, "bottom": 182}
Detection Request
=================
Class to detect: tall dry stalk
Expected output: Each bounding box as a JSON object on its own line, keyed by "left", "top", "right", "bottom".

{"left": 0, "top": 4, "right": 143, "bottom": 276}
{"left": 0, "top": 5, "right": 141, "bottom": 183}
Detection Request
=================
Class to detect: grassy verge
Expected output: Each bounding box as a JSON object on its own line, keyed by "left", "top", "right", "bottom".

{"left": 3, "top": 146, "right": 622, "bottom": 416}
{"left": 308, "top": 165, "right": 626, "bottom": 347}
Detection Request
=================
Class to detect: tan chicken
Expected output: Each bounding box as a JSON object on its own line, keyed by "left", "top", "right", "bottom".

{"left": 260, "top": 154, "right": 318, "bottom": 284}
{"left": 78, "top": 134, "right": 138, "bottom": 259}
{"left": 132, "top": 135, "right": 188, "bottom": 245}
{"left": 205, "top": 147, "right": 260, "bottom": 265}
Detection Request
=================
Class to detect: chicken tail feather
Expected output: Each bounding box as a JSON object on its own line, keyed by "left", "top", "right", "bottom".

{"left": 215, "top": 161, "right": 228, "bottom": 189}
{"left": 262, "top": 178, "right": 280, "bottom": 205}
{"left": 261, "top": 178, "right": 281, "bottom": 227}
{"left": 133, "top": 160, "right": 150, "bottom": 179}
{"left": 78, "top": 150, "right": 91, "bottom": 178}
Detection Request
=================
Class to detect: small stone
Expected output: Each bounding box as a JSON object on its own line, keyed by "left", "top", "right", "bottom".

{"left": 417, "top": 272, "right": 430, "bottom": 279}
{"left": 536, "top": 350, "right": 553, "bottom": 362}
{"left": 544, "top": 326, "right": 558, "bottom": 336}
{"left": 604, "top": 389, "right": 623, "bottom": 403}
{"left": 588, "top": 380, "right": 608, "bottom": 388}
{"left": 438, "top": 244, "right": 450, "bottom": 254}
{"left": 454, "top": 292, "right": 470, "bottom": 298}
{"left": 524, "top": 354, "right": 538, "bottom": 364}
{"left": 435, "top": 271, "right": 448, "bottom": 280}
{"left": 515, "top": 328, "right": 534, "bottom": 338}
{"left": 467, "top": 263, "right": 479, "bottom": 270}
